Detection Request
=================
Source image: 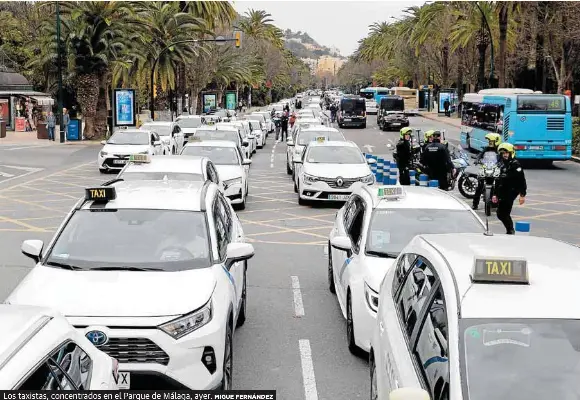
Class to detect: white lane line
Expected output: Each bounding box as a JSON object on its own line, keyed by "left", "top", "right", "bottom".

{"left": 0, "top": 168, "right": 43, "bottom": 185}
{"left": 299, "top": 339, "right": 319, "bottom": 400}
{"left": 0, "top": 171, "right": 14, "bottom": 178}
{"left": 270, "top": 142, "right": 277, "bottom": 169}
{"left": 4, "top": 145, "right": 53, "bottom": 151}
{"left": 291, "top": 275, "right": 305, "bottom": 317}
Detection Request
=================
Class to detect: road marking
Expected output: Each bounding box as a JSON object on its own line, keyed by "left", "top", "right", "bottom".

{"left": 299, "top": 339, "right": 319, "bottom": 400}
{"left": 270, "top": 143, "right": 276, "bottom": 169}
{"left": 0, "top": 171, "right": 14, "bottom": 178}
{"left": 292, "top": 276, "right": 305, "bottom": 317}
{"left": 4, "top": 145, "right": 54, "bottom": 151}
{"left": 0, "top": 161, "right": 94, "bottom": 192}
{"left": 363, "top": 144, "right": 374, "bottom": 153}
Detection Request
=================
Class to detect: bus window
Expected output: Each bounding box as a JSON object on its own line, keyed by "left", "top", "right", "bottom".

{"left": 517, "top": 95, "right": 566, "bottom": 113}
{"left": 464, "top": 103, "right": 501, "bottom": 132}
{"left": 359, "top": 91, "right": 375, "bottom": 100}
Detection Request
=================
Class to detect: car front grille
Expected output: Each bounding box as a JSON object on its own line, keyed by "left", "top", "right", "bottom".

{"left": 100, "top": 338, "right": 169, "bottom": 365}
{"left": 318, "top": 177, "right": 358, "bottom": 189}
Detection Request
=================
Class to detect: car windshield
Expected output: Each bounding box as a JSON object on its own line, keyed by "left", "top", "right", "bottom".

{"left": 176, "top": 118, "right": 202, "bottom": 129}
{"left": 195, "top": 130, "right": 239, "bottom": 144}
{"left": 248, "top": 121, "right": 261, "bottom": 130}
{"left": 46, "top": 209, "right": 211, "bottom": 270}
{"left": 306, "top": 146, "right": 363, "bottom": 164}
{"left": 460, "top": 319, "right": 580, "bottom": 400}
{"left": 366, "top": 209, "right": 484, "bottom": 255}
{"left": 181, "top": 146, "right": 240, "bottom": 165}
{"left": 247, "top": 115, "right": 262, "bottom": 122}
{"left": 341, "top": 99, "right": 365, "bottom": 114}
{"left": 141, "top": 124, "right": 171, "bottom": 137}
{"left": 121, "top": 172, "right": 203, "bottom": 181}
{"left": 298, "top": 131, "right": 343, "bottom": 145}
{"left": 107, "top": 131, "right": 149, "bottom": 145}
{"left": 482, "top": 151, "right": 499, "bottom": 167}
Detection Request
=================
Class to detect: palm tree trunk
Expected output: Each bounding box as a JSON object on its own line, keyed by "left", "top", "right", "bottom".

{"left": 498, "top": 5, "right": 509, "bottom": 88}
{"left": 442, "top": 40, "right": 450, "bottom": 87}
{"left": 456, "top": 47, "right": 465, "bottom": 101}
{"left": 75, "top": 73, "right": 100, "bottom": 140}
{"left": 477, "top": 41, "right": 488, "bottom": 91}
{"left": 95, "top": 73, "right": 109, "bottom": 139}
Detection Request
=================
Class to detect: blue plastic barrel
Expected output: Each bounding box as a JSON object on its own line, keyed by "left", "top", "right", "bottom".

{"left": 419, "top": 174, "right": 429, "bottom": 186}
{"left": 515, "top": 221, "right": 530, "bottom": 235}
{"left": 409, "top": 170, "right": 416, "bottom": 185}
{"left": 376, "top": 158, "right": 384, "bottom": 182}
{"left": 66, "top": 119, "right": 82, "bottom": 141}
{"left": 428, "top": 180, "right": 439, "bottom": 187}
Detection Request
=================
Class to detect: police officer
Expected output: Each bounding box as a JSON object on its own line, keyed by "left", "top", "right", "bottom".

{"left": 422, "top": 130, "right": 435, "bottom": 153}
{"left": 420, "top": 131, "right": 454, "bottom": 190}
{"left": 395, "top": 127, "right": 414, "bottom": 185}
{"left": 472, "top": 132, "right": 502, "bottom": 210}
{"left": 496, "top": 143, "right": 527, "bottom": 234}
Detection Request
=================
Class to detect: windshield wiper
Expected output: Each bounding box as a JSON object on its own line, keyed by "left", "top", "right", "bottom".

{"left": 46, "top": 261, "right": 85, "bottom": 270}
{"left": 88, "top": 266, "right": 164, "bottom": 272}
{"left": 366, "top": 250, "right": 399, "bottom": 258}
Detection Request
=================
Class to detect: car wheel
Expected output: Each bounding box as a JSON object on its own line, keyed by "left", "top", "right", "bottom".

{"left": 370, "top": 351, "right": 378, "bottom": 400}
{"left": 220, "top": 321, "right": 233, "bottom": 390}
{"left": 328, "top": 242, "right": 336, "bottom": 294}
{"left": 361, "top": 123, "right": 367, "bottom": 129}
{"left": 286, "top": 159, "right": 292, "bottom": 175}
{"left": 236, "top": 265, "right": 247, "bottom": 327}
{"left": 293, "top": 178, "right": 298, "bottom": 193}
{"left": 347, "top": 292, "right": 362, "bottom": 355}
{"left": 298, "top": 195, "right": 307, "bottom": 206}
{"left": 237, "top": 195, "right": 246, "bottom": 211}
{"left": 171, "top": 147, "right": 176, "bottom": 155}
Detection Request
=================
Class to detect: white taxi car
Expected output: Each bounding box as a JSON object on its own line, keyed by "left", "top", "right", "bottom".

{"left": 252, "top": 111, "right": 275, "bottom": 133}
{"left": 140, "top": 121, "right": 185, "bottom": 155}
{"left": 117, "top": 154, "right": 224, "bottom": 192}
{"left": 370, "top": 233, "right": 580, "bottom": 400}
{"left": 8, "top": 180, "right": 255, "bottom": 391}
{"left": 98, "top": 129, "right": 164, "bottom": 173}
{"left": 175, "top": 115, "right": 204, "bottom": 142}
{"left": 215, "top": 123, "right": 251, "bottom": 160}
{"left": 181, "top": 140, "right": 251, "bottom": 210}
{"left": 286, "top": 121, "right": 329, "bottom": 174}
{"left": 222, "top": 121, "right": 256, "bottom": 156}
{"left": 294, "top": 140, "right": 374, "bottom": 205}
{"left": 0, "top": 304, "right": 118, "bottom": 390}
{"left": 328, "top": 185, "right": 485, "bottom": 356}
{"left": 366, "top": 99, "right": 378, "bottom": 114}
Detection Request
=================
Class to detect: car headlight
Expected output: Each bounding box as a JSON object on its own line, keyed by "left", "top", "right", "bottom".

{"left": 360, "top": 174, "right": 375, "bottom": 184}
{"left": 224, "top": 177, "right": 242, "bottom": 188}
{"left": 158, "top": 300, "right": 213, "bottom": 339}
{"left": 304, "top": 173, "right": 319, "bottom": 184}
{"left": 100, "top": 151, "right": 108, "bottom": 157}
{"left": 364, "top": 283, "right": 379, "bottom": 313}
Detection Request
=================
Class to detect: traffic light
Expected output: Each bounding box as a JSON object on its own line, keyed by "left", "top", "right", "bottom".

{"left": 234, "top": 31, "right": 241, "bottom": 48}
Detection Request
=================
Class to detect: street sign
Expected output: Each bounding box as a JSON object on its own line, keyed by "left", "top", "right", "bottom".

{"left": 234, "top": 31, "right": 242, "bottom": 48}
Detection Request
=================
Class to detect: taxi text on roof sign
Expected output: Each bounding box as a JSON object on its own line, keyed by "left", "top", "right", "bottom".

{"left": 189, "top": 136, "right": 202, "bottom": 142}
{"left": 129, "top": 153, "right": 151, "bottom": 163}
{"left": 471, "top": 258, "right": 529, "bottom": 284}
{"left": 315, "top": 136, "right": 326, "bottom": 143}
{"left": 377, "top": 186, "right": 404, "bottom": 199}
{"left": 85, "top": 186, "right": 116, "bottom": 202}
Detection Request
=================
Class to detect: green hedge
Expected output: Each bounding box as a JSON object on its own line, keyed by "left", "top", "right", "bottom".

{"left": 574, "top": 118, "right": 580, "bottom": 155}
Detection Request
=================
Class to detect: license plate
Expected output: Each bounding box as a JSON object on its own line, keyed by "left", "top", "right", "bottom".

{"left": 392, "top": 123, "right": 401, "bottom": 126}
{"left": 113, "top": 159, "right": 127, "bottom": 164}
{"left": 343, "top": 118, "right": 351, "bottom": 121}
{"left": 115, "top": 372, "right": 130, "bottom": 389}
{"left": 328, "top": 194, "right": 349, "bottom": 200}
{"left": 528, "top": 146, "right": 543, "bottom": 150}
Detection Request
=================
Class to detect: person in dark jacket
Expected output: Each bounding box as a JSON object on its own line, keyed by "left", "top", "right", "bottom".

{"left": 280, "top": 111, "right": 289, "bottom": 141}
{"left": 395, "top": 127, "right": 414, "bottom": 185}
{"left": 420, "top": 131, "right": 454, "bottom": 190}
{"left": 472, "top": 132, "right": 502, "bottom": 210}
{"left": 495, "top": 143, "right": 527, "bottom": 234}
{"left": 443, "top": 99, "right": 450, "bottom": 117}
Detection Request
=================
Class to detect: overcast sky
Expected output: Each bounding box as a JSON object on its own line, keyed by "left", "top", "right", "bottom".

{"left": 232, "top": 0, "right": 426, "bottom": 56}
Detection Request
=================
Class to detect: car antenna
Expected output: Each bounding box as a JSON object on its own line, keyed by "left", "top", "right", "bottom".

{"left": 484, "top": 216, "right": 493, "bottom": 236}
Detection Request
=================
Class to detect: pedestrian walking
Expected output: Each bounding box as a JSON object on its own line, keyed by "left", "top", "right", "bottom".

{"left": 62, "top": 108, "right": 70, "bottom": 139}
{"left": 280, "top": 111, "right": 289, "bottom": 141}
{"left": 443, "top": 99, "right": 450, "bottom": 117}
{"left": 47, "top": 111, "right": 56, "bottom": 141}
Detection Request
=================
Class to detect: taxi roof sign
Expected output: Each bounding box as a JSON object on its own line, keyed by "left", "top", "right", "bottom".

{"left": 315, "top": 136, "right": 326, "bottom": 143}
{"left": 377, "top": 186, "right": 404, "bottom": 199}
{"left": 188, "top": 136, "right": 202, "bottom": 142}
{"left": 471, "top": 258, "right": 529, "bottom": 284}
{"left": 129, "top": 153, "right": 151, "bottom": 163}
{"left": 85, "top": 186, "right": 116, "bottom": 202}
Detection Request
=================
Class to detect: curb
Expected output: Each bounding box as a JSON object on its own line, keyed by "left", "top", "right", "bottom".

{"left": 418, "top": 113, "right": 462, "bottom": 128}
{"left": 572, "top": 156, "right": 580, "bottom": 164}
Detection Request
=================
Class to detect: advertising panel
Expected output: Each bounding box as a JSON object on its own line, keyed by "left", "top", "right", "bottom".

{"left": 113, "top": 89, "right": 136, "bottom": 126}
{"left": 225, "top": 92, "right": 237, "bottom": 110}
{"left": 203, "top": 93, "right": 217, "bottom": 113}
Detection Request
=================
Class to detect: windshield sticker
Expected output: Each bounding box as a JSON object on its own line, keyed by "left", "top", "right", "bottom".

{"left": 52, "top": 253, "right": 70, "bottom": 259}
{"left": 482, "top": 328, "right": 531, "bottom": 347}
{"left": 375, "top": 210, "right": 395, "bottom": 215}
{"left": 467, "top": 328, "right": 481, "bottom": 339}
{"left": 371, "top": 231, "right": 390, "bottom": 246}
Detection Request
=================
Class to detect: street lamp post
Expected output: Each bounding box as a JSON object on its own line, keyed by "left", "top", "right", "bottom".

{"left": 475, "top": 2, "right": 494, "bottom": 88}
{"left": 149, "top": 36, "right": 238, "bottom": 121}
{"left": 56, "top": 1, "right": 64, "bottom": 143}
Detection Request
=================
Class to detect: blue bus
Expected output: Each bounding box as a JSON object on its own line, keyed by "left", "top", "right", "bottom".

{"left": 460, "top": 89, "right": 572, "bottom": 163}
{"left": 359, "top": 87, "right": 391, "bottom": 103}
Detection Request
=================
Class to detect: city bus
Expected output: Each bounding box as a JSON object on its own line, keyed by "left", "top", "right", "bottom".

{"left": 388, "top": 87, "right": 419, "bottom": 114}
{"left": 460, "top": 88, "right": 572, "bottom": 163}
{"left": 359, "top": 87, "right": 391, "bottom": 103}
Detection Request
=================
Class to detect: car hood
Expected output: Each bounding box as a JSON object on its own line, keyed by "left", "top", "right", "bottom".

{"left": 102, "top": 144, "right": 150, "bottom": 154}
{"left": 303, "top": 163, "right": 371, "bottom": 179}
{"left": 363, "top": 257, "right": 397, "bottom": 292}
{"left": 215, "top": 165, "right": 243, "bottom": 181}
{"left": 6, "top": 265, "right": 216, "bottom": 317}
{"left": 180, "top": 128, "right": 199, "bottom": 134}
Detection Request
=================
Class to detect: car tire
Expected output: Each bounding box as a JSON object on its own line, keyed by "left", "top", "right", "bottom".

{"left": 236, "top": 265, "right": 247, "bottom": 327}
{"left": 293, "top": 178, "right": 298, "bottom": 193}
{"left": 286, "top": 160, "right": 292, "bottom": 175}
{"left": 328, "top": 242, "right": 336, "bottom": 294}
{"left": 220, "top": 321, "right": 233, "bottom": 390}
{"left": 361, "top": 123, "right": 367, "bottom": 129}
{"left": 298, "top": 195, "right": 307, "bottom": 206}
{"left": 237, "top": 196, "right": 246, "bottom": 211}
{"left": 171, "top": 147, "right": 176, "bottom": 155}
{"left": 347, "top": 292, "right": 362, "bottom": 356}
{"left": 370, "top": 351, "right": 378, "bottom": 400}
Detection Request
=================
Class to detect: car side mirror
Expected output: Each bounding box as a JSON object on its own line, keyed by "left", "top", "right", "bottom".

{"left": 21, "top": 239, "right": 44, "bottom": 263}
{"left": 100, "top": 140, "right": 106, "bottom": 145}
{"left": 330, "top": 235, "right": 351, "bottom": 251}
{"left": 367, "top": 158, "right": 376, "bottom": 164}
{"left": 242, "top": 159, "right": 252, "bottom": 166}
{"left": 225, "top": 242, "right": 255, "bottom": 270}
{"left": 154, "top": 140, "right": 161, "bottom": 146}
{"left": 389, "top": 388, "right": 430, "bottom": 400}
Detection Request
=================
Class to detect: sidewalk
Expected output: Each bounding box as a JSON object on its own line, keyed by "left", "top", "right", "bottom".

{"left": 0, "top": 125, "right": 100, "bottom": 146}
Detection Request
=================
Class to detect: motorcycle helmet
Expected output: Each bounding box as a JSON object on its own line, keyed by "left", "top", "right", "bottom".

{"left": 424, "top": 130, "right": 435, "bottom": 141}
{"left": 498, "top": 143, "right": 515, "bottom": 158}
{"left": 485, "top": 133, "right": 502, "bottom": 147}
{"left": 400, "top": 127, "right": 413, "bottom": 139}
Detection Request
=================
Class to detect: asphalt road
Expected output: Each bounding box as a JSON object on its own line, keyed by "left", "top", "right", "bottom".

{"left": 0, "top": 113, "right": 579, "bottom": 398}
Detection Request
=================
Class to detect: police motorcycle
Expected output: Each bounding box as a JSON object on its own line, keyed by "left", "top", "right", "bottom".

{"left": 448, "top": 147, "right": 470, "bottom": 192}
{"left": 470, "top": 151, "right": 501, "bottom": 216}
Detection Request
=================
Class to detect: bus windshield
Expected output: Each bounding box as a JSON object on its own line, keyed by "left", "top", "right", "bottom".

{"left": 359, "top": 91, "right": 375, "bottom": 100}
{"left": 517, "top": 95, "right": 566, "bottom": 113}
